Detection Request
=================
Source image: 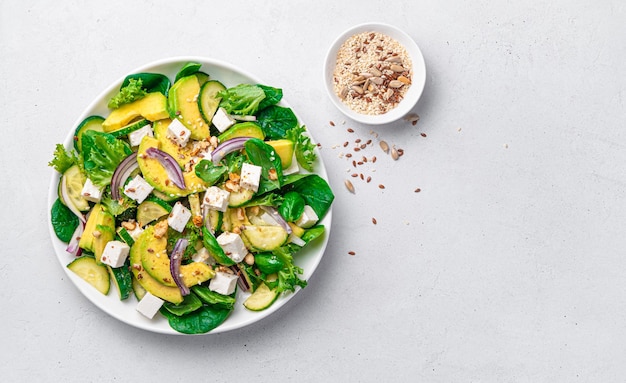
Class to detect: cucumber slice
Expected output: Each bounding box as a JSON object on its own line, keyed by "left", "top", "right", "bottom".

{"left": 60, "top": 165, "right": 90, "bottom": 212}
{"left": 67, "top": 256, "right": 110, "bottom": 295}
{"left": 243, "top": 282, "right": 278, "bottom": 311}
{"left": 152, "top": 189, "right": 179, "bottom": 202}
{"left": 198, "top": 80, "right": 226, "bottom": 125}
{"left": 108, "top": 118, "right": 150, "bottom": 138}
{"left": 207, "top": 209, "right": 222, "bottom": 234}
{"left": 74, "top": 115, "right": 104, "bottom": 152}
{"left": 132, "top": 275, "right": 147, "bottom": 301}
{"left": 137, "top": 200, "right": 171, "bottom": 227}
{"left": 242, "top": 225, "right": 288, "bottom": 251}
{"left": 117, "top": 227, "right": 135, "bottom": 246}
{"left": 228, "top": 188, "right": 255, "bottom": 207}
{"left": 108, "top": 265, "right": 132, "bottom": 300}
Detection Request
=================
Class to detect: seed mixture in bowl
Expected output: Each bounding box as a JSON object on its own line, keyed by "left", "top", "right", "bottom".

{"left": 332, "top": 31, "right": 413, "bottom": 116}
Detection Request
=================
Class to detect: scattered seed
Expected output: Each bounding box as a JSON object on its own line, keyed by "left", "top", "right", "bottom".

{"left": 372, "top": 217, "right": 377, "bottom": 225}
{"left": 347, "top": 128, "right": 354, "bottom": 133}
{"left": 354, "top": 147, "right": 361, "bottom": 152}
{"left": 379, "top": 140, "right": 389, "bottom": 153}
{"left": 348, "top": 251, "right": 356, "bottom": 256}
{"left": 420, "top": 132, "right": 427, "bottom": 137}
{"left": 355, "top": 138, "right": 361, "bottom": 143}
{"left": 346, "top": 153, "right": 352, "bottom": 158}
{"left": 345, "top": 180, "right": 355, "bottom": 193}
{"left": 391, "top": 148, "right": 399, "bottom": 160}
{"left": 343, "top": 141, "right": 349, "bottom": 147}
{"left": 352, "top": 160, "right": 357, "bottom": 167}
{"left": 351, "top": 173, "right": 358, "bottom": 177}
{"left": 366, "top": 176, "right": 372, "bottom": 183}
{"left": 372, "top": 156, "right": 377, "bottom": 163}
{"left": 397, "top": 148, "right": 404, "bottom": 156}
{"left": 360, "top": 173, "right": 364, "bottom": 180}
{"left": 329, "top": 121, "right": 335, "bottom": 126}
{"left": 379, "top": 184, "right": 385, "bottom": 189}
{"left": 414, "top": 188, "right": 421, "bottom": 193}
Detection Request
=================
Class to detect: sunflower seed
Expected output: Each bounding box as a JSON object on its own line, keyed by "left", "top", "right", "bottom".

{"left": 344, "top": 179, "right": 355, "bottom": 193}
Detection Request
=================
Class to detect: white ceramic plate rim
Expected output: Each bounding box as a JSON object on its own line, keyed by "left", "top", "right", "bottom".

{"left": 47, "top": 56, "right": 333, "bottom": 335}
{"left": 324, "top": 22, "right": 426, "bottom": 125}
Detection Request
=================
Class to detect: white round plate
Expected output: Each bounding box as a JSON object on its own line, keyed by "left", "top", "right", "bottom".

{"left": 324, "top": 22, "right": 426, "bottom": 125}
{"left": 47, "top": 56, "right": 332, "bottom": 335}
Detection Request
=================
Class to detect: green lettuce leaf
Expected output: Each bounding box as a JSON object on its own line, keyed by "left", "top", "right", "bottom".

{"left": 81, "top": 130, "right": 132, "bottom": 188}
{"left": 285, "top": 125, "right": 316, "bottom": 172}
{"left": 108, "top": 78, "right": 147, "bottom": 109}
{"left": 217, "top": 84, "right": 266, "bottom": 115}
{"left": 49, "top": 144, "right": 79, "bottom": 174}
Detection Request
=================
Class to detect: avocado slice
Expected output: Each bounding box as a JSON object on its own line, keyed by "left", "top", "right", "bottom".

{"left": 168, "top": 75, "right": 210, "bottom": 140}
{"left": 266, "top": 139, "right": 295, "bottom": 168}
{"left": 78, "top": 204, "right": 115, "bottom": 264}
{"left": 129, "top": 225, "right": 183, "bottom": 304}
{"left": 217, "top": 121, "right": 265, "bottom": 142}
{"left": 152, "top": 119, "right": 194, "bottom": 167}
{"left": 102, "top": 93, "right": 169, "bottom": 132}
{"left": 141, "top": 241, "right": 215, "bottom": 288}
{"left": 136, "top": 136, "right": 208, "bottom": 198}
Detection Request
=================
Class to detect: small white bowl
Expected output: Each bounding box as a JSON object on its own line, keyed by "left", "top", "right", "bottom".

{"left": 324, "top": 22, "right": 426, "bottom": 125}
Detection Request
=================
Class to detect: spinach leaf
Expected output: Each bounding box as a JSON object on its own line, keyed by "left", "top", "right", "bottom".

{"left": 191, "top": 285, "right": 236, "bottom": 310}
{"left": 244, "top": 138, "right": 283, "bottom": 193}
{"left": 201, "top": 226, "right": 234, "bottom": 266}
{"left": 257, "top": 84, "right": 282, "bottom": 111}
{"left": 279, "top": 191, "right": 305, "bottom": 222}
{"left": 81, "top": 130, "right": 132, "bottom": 188}
{"left": 195, "top": 159, "right": 227, "bottom": 186}
{"left": 121, "top": 73, "right": 171, "bottom": 96}
{"left": 160, "top": 304, "right": 232, "bottom": 334}
{"left": 217, "top": 84, "right": 266, "bottom": 115}
{"left": 302, "top": 225, "right": 326, "bottom": 243}
{"left": 50, "top": 198, "right": 79, "bottom": 243}
{"left": 283, "top": 174, "right": 334, "bottom": 219}
{"left": 256, "top": 105, "right": 298, "bottom": 140}
{"left": 254, "top": 253, "right": 284, "bottom": 274}
{"left": 174, "top": 62, "right": 202, "bottom": 83}
{"left": 162, "top": 292, "right": 203, "bottom": 316}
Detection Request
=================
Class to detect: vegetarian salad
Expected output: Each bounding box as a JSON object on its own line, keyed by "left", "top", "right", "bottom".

{"left": 49, "top": 62, "right": 334, "bottom": 334}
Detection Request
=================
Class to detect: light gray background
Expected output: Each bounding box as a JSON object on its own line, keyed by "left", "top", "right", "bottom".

{"left": 2, "top": 0, "right": 625, "bottom": 381}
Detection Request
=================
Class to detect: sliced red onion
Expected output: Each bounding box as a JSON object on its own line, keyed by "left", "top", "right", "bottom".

{"left": 231, "top": 115, "right": 257, "bottom": 122}
{"left": 170, "top": 238, "right": 190, "bottom": 296}
{"left": 60, "top": 175, "right": 86, "bottom": 224}
{"left": 145, "top": 147, "right": 186, "bottom": 189}
{"left": 110, "top": 153, "right": 138, "bottom": 200}
{"left": 260, "top": 205, "right": 292, "bottom": 235}
{"left": 66, "top": 221, "right": 85, "bottom": 256}
{"left": 288, "top": 233, "right": 306, "bottom": 247}
{"left": 230, "top": 264, "right": 250, "bottom": 292}
{"left": 211, "top": 137, "right": 253, "bottom": 165}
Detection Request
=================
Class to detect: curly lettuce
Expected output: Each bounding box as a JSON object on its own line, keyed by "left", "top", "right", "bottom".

{"left": 285, "top": 125, "right": 317, "bottom": 172}
{"left": 217, "top": 84, "right": 266, "bottom": 115}
{"left": 108, "top": 78, "right": 147, "bottom": 109}
{"left": 81, "top": 130, "right": 132, "bottom": 187}
{"left": 48, "top": 144, "right": 79, "bottom": 174}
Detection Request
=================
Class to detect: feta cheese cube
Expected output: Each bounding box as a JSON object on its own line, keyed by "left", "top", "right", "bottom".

{"left": 128, "top": 124, "right": 154, "bottom": 147}
{"left": 209, "top": 271, "right": 239, "bottom": 296}
{"left": 212, "top": 107, "right": 236, "bottom": 133}
{"left": 167, "top": 118, "right": 191, "bottom": 147}
{"left": 240, "top": 162, "right": 262, "bottom": 192}
{"left": 282, "top": 153, "right": 300, "bottom": 175}
{"left": 100, "top": 240, "right": 130, "bottom": 268}
{"left": 124, "top": 175, "right": 153, "bottom": 203}
{"left": 136, "top": 292, "right": 164, "bottom": 319}
{"left": 191, "top": 247, "right": 215, "bottom": 265}
{"left": 167, "top": 202, "right": 192, "bottom": 232}
{"left": 81, "top": 178, "right": 104, "bottom": 203}
{"left": 202, "top": 186, "right": 230, "bottom": 212}
{"left": 295, "top": 205, "right": 319, "bottom": 228}
{"left": 216, "top": 232, "right": 248, "bottom": 263}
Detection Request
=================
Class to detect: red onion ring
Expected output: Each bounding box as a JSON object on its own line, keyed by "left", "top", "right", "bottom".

{"left": 210, "top": 137, "right": 253, "bottom": 165}
{"left": 145, "top": 147, "right": 186, "bottom": 189}
{"left": 170, "top": 238, "right": 190, "bottom": 296}
{"left": 260, "top": 205, "right": 292, "bottom": 235}
{"left": 110, "top": 153, "right": 138, "bottom": 200}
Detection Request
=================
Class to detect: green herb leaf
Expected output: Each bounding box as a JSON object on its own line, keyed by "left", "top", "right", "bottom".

{"left": 285, "top": 125, "right": 316, "bottom": 172}
{"left": 49, "top": 144, "right": 78, "bottom": 174}
{"left": 194, "top": 159, "right": 228, "bottom": 186}
{"left": 256, "top": 105, "right": 298, "bottom": 140}
{"left": 107, "top": 78, "right": 147, "bottom": 109}
{"left": 81, "top": 130, "right": 132, "bottom": 188}
{"left": 217, "top": 84, "right": 266, "bottom": 115}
